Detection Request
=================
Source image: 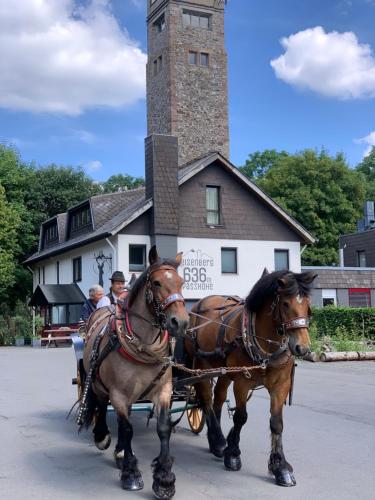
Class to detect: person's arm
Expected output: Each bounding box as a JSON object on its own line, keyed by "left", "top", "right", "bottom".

{"left": 80, "top": 302, "right": 90, "bottom": 322}
{"left": 96, "top": 296, "right": 111, "bottom": 308}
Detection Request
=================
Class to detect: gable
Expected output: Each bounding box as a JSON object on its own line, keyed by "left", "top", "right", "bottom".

{"left": 178, "top": 161, "right": 303, "bottom": 242}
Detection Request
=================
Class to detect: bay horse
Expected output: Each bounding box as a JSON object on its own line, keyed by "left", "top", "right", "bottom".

{"left": 186, "top": 269, "right": 317, "bottom": 487}
{"left": 81, "top": 246, "right": 189, "bottom": 499}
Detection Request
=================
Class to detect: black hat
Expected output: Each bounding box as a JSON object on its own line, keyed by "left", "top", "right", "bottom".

{"left": 110, "top": 271, "right": 125, "bottom": 282}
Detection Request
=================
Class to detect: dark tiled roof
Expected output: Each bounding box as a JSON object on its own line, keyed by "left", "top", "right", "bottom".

{"left": 302, "top": 266, "right": 375, "bottom": 288}
{"left": 24, "top": 188, "right": 148, "bottom": 264}
{"left": 29, "top": 284, "right": 86, "bottom": 306}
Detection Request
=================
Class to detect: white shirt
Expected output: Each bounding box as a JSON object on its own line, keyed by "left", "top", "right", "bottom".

{"left": 96, "top": 292, "right": 119, "bottom": 309}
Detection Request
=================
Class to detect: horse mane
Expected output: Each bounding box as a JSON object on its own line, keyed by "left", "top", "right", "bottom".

{"left": 127, "top": 258, "right": 180, "bottom": 307}
{"left": 245, "top": 270, "right": 316, "bottom": 313}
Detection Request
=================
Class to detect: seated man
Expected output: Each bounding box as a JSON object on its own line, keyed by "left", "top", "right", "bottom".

{"left": 97, "top": 271, "right": 127, "bottom": 308}
{"left": 80, "top": 284, "right": 105, "bottom": 322}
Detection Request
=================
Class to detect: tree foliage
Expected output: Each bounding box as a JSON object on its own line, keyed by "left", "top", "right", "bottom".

{"left": 240, "top": 149, "right": 365, "bottom": 266}
{"left": 102, "top": 173, "right": 144, "bottom": 193}
{"left": 239, "top": 149, "right": 289, "bottom": 180}
{"left": 355, "top": 146, "right": 375, "bottom": 201}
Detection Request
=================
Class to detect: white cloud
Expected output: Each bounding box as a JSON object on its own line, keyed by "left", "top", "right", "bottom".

{"left": 270, "top": 26, "right": 375, "bottom": 99}
{"left": 0, "top": 0, "right": 147, "bottom": 115}
{"left": 355, "top": 131, "right": 375, "bottom": 156}
{"left": 83, "top": 160, "right": 103, "bottom": 172}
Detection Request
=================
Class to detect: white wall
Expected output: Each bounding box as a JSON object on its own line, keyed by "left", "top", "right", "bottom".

{"left": 177, "top": 237, "right": 301, "bottom": 300}
{"left": 32, "top": 238, "right": 117, "bottom": 298}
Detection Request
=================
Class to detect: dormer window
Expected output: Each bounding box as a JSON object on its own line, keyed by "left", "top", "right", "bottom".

{"left": 43, "top": 221, "right": 58, "bottom": 248}
{"left": 69, "top": 204, "right": 92, "bottom": 237}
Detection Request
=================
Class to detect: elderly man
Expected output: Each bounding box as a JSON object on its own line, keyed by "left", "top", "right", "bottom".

{"left": 96, "top": 271, "right": 126, "bottom": 308}
{"left": 80, "top": 284, "right": 105, "bottom": 322}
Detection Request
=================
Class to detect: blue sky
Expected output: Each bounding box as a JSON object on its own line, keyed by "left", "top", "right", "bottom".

{"left": 0, "top": 0, "right": 374, "bottom": 181}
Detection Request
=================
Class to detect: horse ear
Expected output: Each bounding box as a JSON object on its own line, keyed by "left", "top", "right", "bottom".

{"left": 175, "top": 251, "right": 183, "bottom": 266}
{"left": 277, "top": 277, "right": 288, "bottom": 289}
{"left": 261, "top": 267, "right": 269, "bottom": 277}
{"left": 149, "top": 245, "right": 159, "bottom": 266}
{"left": 302, "top": 272, "right": 318, "bottom": 284}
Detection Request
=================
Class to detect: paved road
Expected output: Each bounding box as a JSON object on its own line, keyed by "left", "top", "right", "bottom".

{"left": 0, "top": 347, "right": 374, "bottom": 500}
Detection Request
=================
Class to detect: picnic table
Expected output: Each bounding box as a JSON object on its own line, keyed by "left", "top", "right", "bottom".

{"left": 43, "top": 328, "right": 77, "bottom": 348}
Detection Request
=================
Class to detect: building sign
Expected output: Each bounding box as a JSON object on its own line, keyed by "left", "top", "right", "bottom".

{"left": 181, "top": 249, "right": 215, "bottom": 292}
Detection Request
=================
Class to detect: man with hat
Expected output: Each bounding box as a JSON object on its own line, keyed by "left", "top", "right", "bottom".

{"left": 96, "top": 270, "right": 126, "bottom": 308}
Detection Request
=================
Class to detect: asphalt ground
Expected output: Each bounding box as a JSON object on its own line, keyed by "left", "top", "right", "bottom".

{"left": 0, "top": 347, "right": 374, "bottom": 500}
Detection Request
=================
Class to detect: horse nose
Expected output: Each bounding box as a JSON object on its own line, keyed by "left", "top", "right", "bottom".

{"left": 295, "top": 344, "right": 307, "bottom": 356}
{"left": 170, "top": 316, "right": 188, "bottom": 336}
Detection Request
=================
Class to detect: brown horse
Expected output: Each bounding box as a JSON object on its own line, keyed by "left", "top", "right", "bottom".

{"left": 185, "top": 269, "right": 317, "bottom": 487}
{"left": 82, "top": 246, "right": 189, "bottom": 499}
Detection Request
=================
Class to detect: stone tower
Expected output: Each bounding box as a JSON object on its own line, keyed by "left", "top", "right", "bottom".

{"left": 146, "top": 0, "right": 229, "bottom": 166}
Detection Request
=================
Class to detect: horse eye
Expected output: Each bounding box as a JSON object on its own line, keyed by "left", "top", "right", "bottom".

{"left": 153, "top": 280, "right": 161, "bottom": 288}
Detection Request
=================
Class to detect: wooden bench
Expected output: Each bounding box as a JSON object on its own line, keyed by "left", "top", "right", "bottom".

{"left": 43, "top": 329, "right": 77, "bottom": 348}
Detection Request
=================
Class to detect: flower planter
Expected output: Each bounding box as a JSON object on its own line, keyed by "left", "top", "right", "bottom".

{"left": 32, "top": 337, "right": 42, "bottom": 348}
{"left": 15, "top": 338, "right": 25, "bottom": 347}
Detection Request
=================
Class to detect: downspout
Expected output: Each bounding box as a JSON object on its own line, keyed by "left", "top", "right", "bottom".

{"left": 27, "top": 265, "right": 36, "bottom": 336}
{"left": 106, "top": 237, "right": 118, "bottom": 272}
{"left": 300, "top": 245, "right": 307, "bottom": 255}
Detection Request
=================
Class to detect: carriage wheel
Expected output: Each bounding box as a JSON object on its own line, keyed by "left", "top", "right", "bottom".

{"left": 187, "top": 387, "right": 206, "bottom": 434}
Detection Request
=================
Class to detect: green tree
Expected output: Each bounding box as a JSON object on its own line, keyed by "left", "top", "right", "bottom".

{"left": 102, "top": 173, "right": 144, "bottom": 193}
{"left": 355, "top": 146, "right": 375, "bottom": 200}
{"left": 239, "top": 149, "right": 289, "bottom": 179}
{"left": 0, "top": 183, "right": 21, "bottom": 297}
{"left": 243, "top": 149, "right": 365, "bottom": 266}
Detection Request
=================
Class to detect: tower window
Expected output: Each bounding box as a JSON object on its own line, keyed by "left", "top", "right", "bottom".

{"left": 154, "top": 14, "right": 165, "bottom": 33}
{"left": 153, "top": 55, "right": 163, "bottom": 76}
{"left": 200, "top": 52, "right": 209, "bottom": 67}
{"left": 183, "top": 10, "right": 211, "bottom": 29}
{"left": 189, "top": 51, "right": 198, "bottom": 65}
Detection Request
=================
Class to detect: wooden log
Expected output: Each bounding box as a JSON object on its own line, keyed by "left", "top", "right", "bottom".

{"left": 303, "top": 352, "right": 320, "bottom": 362}
{"left": 320, "top": 351, "right": 375, "bottom": 362}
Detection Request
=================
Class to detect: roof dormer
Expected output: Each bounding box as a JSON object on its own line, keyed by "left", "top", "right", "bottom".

{"left": 67, "top": 201, "right": 93, "bottom": 239}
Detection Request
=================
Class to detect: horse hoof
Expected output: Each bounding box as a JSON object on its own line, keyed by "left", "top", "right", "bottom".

{"left": 274, "top": 469, "right": 296, "bottom": 487}
{"left": 95, "top": 433, "right": 111, "bottom": 451}
{"left": 152, "top": 481, "right": 175, "bottom": 499}
{"left": 114, "top": 449, "right": 124, "bottom": 469}
{"left": 224, "top": 454, "right": 242, "bottom": 471}
{"left": 122, "top": 475, "right": 144, "bottom": 491}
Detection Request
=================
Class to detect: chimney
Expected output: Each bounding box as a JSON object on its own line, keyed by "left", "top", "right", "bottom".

{"left": 145, "top": 134, "right": 179, "bottom": 259}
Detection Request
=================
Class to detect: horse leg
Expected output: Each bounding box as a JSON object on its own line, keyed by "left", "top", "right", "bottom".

{"left": 213, "top": 375, "right": 231, "bottom": 426}
{"left": 223, "top": 376, "right": 249, "bottom": 471}
{"left": 152, "top": 404, "right": 176, "bottom": 499}
{"left": 116, "top": 412, "right": 144, "bottom": 491}
{"left": 93, "top": 401, "right": 111, "bottom": 450}
{"left": 268, "top": 380, "right": 296, "bottom": 487}
{"left": 196, "top": 379, "right": 227, "bottom": 458}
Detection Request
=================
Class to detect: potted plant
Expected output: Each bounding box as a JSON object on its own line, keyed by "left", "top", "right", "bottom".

{"left": 31, "top": 335, "right": 42, "bottom": 348}
{"left": 14, "top": 335, "right": 25, "bottom": 347}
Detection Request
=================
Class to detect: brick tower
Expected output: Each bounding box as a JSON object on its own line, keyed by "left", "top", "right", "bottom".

{"left": 146, "top": 0, "right": 229, "bottom": 166}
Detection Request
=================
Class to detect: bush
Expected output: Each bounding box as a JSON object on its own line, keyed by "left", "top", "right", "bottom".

{"left": 311, "top": 306, "right": 375, "bottom": 340}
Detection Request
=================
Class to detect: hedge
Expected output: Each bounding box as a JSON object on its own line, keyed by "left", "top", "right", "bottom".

{"left": 311, "top": 307, "right": 375, "bottom": 340}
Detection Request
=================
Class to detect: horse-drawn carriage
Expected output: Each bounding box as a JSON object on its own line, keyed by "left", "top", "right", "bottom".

{"left": 71, "top": 246, "right": 316, "bottom": 499}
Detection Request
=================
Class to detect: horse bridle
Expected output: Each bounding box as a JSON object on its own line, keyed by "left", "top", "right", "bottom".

{"left": 145, "top": 264, "right": 185, "bottom": 330}
{"left": 271, "top": 294, "right": 311, "bottom": 337}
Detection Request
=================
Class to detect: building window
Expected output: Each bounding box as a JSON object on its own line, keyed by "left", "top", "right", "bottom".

{"left": 68, "top": 304, "right": 82, "bottom": 324}
{"left": 322, "top": 289, "right": 337, "bottom": 307}
{"left": 153, "top": 55, "right": 163, "bottom": 75}
{"left": 274, "top": 249, "right": 289, "bottom": 271}
{"left": 51, "top": 305, "right": 66, "bottom": 325}
{"left": 70, "top": 205, "right": 92, "bottom": 236}
{"left": 42, "top": 266, "right": 45, "bottom": 285}
{"left": 349, "top": 288, "right": 371, "bottom": 307}
{"left": 189, "top": 50, "right": 198, "bottom": 65}
{"left": 200, "top": 52, "right": 209, "bottom": 67}
{"left": 206, "top": 186, "right": 220, "bottom": 225}
{"left": 154, "top": 14, "right": 165, "bottom": 32}
{"left": 38, "top": 268, "right": 41, "bottom": 285}
{"left": 73, "top": 257, "right": 82, "bottom": 282}
{"left": 129, "top": 245, "right": 147, "bottom": 272}
{"left": 56, "top": 261, "right": 60, "bottom": 284}
{"left": 44, "top": 222, "right": 58, "bottom": 247}
{"left": 357, "top": 250, "right": 367, "bottom": 267}
{"left": 221, "top": 248, "right": 237, "bottom": 274}
{"left": 183, "top": 10, "right": 211, "bottom": 29}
